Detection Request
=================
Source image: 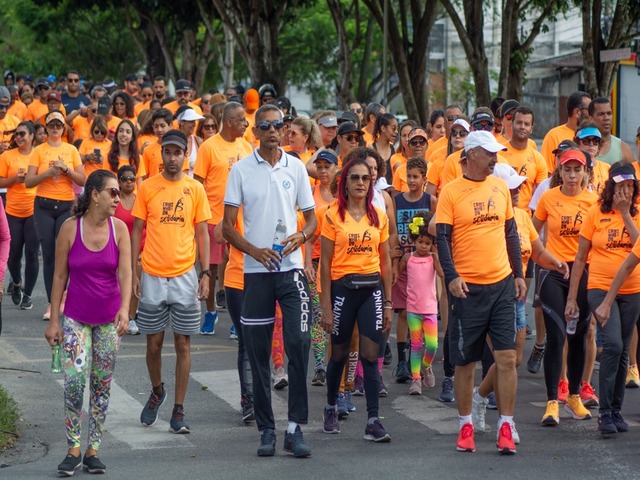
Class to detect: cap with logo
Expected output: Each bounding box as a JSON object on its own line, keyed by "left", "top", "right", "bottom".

{"left": 609, "top": 161, "right": 636, "bottom": 183}
{"left": 317, "top": 115, "right": 338, "bottom": 128}
{"left": 47, "top": 91, "right": 62, "bottom": 103}
{"left": 470, "top": 111, "right": 494, "bottom": 126}
{"left": 175, "top": 79, "right": 192, "bottom": 92}
{"left": 314, "top": 150, "right": 339, "bottom": 165}
{"left": 408, "top": 128, "right": 428, "bottom": 142}
{"left": 97, "top": 96, "right": 111, "bottom": 115}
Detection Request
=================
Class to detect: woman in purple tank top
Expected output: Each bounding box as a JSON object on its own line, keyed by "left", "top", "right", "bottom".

{"left": 44, "top": 170, "right": 132, "bottom": 476}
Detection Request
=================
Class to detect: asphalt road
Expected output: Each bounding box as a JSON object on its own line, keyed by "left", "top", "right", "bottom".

{"left": 2, "top": 278, "right": 640, "bottom": 480}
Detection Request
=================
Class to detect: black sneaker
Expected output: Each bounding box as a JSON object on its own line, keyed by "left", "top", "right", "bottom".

{"left": 527, "top": 345, "right": 545, "bottom": 374}
{"left": 216, "top": 290, "right": 227, "bottom": 309}
{"left": 241, "top": 396, "right": 255, "bottom": 423}
{"left": 394, "top": 360, "right": 411, "bottom": 383}
{"left": 383, "top": 342, "right": 393, "bottom": 366}
{"left": 526, "top": 325, "right": 533, "bottom": 337}
{"left": 57, "top": 453, "right": 81, "bottom": 477}
{"left": 311, "top": 368, "right": 326, "bottom": 386}
{"left": 19, "top": 294, "right": 33, "bottom": 310}
{"left": 10, "top": 282, "right": 22, "bottom": 305}
{"left": 6, "top": 280, "right": 14, "bottom": 296}
{"left": 283, "top": 425, "right": 311, "bottom": 457}
{"left": 82, "top": 454, "right": 106, "bottom": 474}
{"left": 598, "top": 412, "right": 617, "bottom": 436}
{"left": 439, "top": 376, "right": 455, "bottom": 402}
{"left": 612, "top": 411, "right": 629, "bottom": 432}
{"left": 140, "top": 383, "right": 166, "bottom": 426}
{"left": 169, "top": 406, "right": 191, "bottom": 434}
{"left": 363, "top": 418, "right": 391, "bottom": 442}
{"left": 257, "top": 428, "right": 276, "bottom": 457}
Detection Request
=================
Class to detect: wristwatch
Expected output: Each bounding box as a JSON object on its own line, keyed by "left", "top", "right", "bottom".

{"left": 199, "top": 269, "right": 212, "bottom": 280}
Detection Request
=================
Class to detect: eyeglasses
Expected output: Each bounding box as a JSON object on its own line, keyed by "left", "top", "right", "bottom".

{"left": 37, "top": 86, "right": 50, "bottom": 91}
{"left": 409, "top": 138, "right": 427, "bottom": 147}
{"left": 257, "top": 120, "right": 285, "bottom": 130}
{"left": 14, "top": 131, "right": 28, "bottom": 138}
{"left": 579, "top": 137, "right": 601, "bottom": 146}
{"left": 450, "top": 129, "right": 468, "bottom": 138}
{"left": 119, "top": 176, "right": 135, "bottom": 182}
{"left": 67, "top": 78, "right": 80, "bottom": 83}
{"left": 472, "top": 123, "right": 494, "bottom": 132}
{"left": 106, "top": 188, "right": 120, "bottom": 198}
{"left": 93, "top": 130, "right": 105, "bottom": 136}
{"left": 0, "top": 104, "right": 8, "bottom": 110}
{"left": 203, "top": 123, "right": 216, "bottom": 130}
{"left": 342, "top": 134, "right": 360, "bottom": 142}
{"left": 349, "top": 174, "right": 371, "bottom": 183}
{"left": 350, "top": 108, "right": 362, "bottom": 114}
{"left": 114, "top": 102, "right": 126, "bottom": 107}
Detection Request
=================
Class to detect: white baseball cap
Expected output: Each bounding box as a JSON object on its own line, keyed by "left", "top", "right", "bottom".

{"left": 464, "top": 130, "right": 508, "bottom": 153}
{"left": 492, "top": 163, "right": 527, "bottom": 190}
{"left": 177, "top": 109, "right": 205, "bottom": 122}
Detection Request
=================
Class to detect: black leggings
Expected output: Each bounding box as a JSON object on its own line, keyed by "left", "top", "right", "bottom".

{"left": 33, "top": 196, "right": 72, "bottom": 301}
{"left": 539, "top": 265, "right": 590, "bottom": 400}
{"left": 6, "top": 214, "right": 39, "bottom": 296}
{"left": 326, "top": 279, "right": 384, "bottom": 418}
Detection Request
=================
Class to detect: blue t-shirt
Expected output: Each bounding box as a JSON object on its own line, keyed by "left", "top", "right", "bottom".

{"left": 61, "top": 93, "right": 91, "bottom": 114}
{"left": 394, "top": 192, "right": 431, "bottom": 254}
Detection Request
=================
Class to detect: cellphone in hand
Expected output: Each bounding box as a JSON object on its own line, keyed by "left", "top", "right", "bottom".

{"left": 94, "top": 148, "right": 102, "bottom": 163}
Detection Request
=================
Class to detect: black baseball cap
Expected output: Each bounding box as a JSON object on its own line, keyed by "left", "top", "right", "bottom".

{"left": 337, "top": 121, "right": 363, "bottom": 136}
{"left": 552, "top": 140, "right": 579, "bottom": 155}
{"left": 499, "top": 99, "right": 520, "bottom": 118}
{"left": 161, "top": 130, "right": 188, "bottom": 150}
{"left": 175, "top": 79, "right": 192, "bottom": 92}
{"left": 97, "top": 96, "right": 111, "bottom": 115}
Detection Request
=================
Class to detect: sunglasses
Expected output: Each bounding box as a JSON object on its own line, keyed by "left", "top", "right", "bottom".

{"left": 409, "top": 138, "right": 427, "bottom": 146}
{"left": 67, "top": 78, "right": 80, "bottom": 83}
{"left": 203, "top": 124, "right": 216, "bottom": 130}
{"left": 342, "top": 134, "right": 360, "bottom": 142}
{"left": 106, "top": 188, "right": 120, "bottom": 198}
{"left": 14, "top": 131, "right": 28, "bottom": 138}
{"left": 258, "top": 120, "right": 285, "bottom": 130}
{"left": 119, "top": 176, "right": 135, "bottom": 182}
{"left": 349, "top": 174, "right": 371, "bottom": 182}
{"left": 350, "top": 108, "right": 362, "bottom": 114}
{"left": 472, "top": 123, "right": 494, "bottom": 132}
{"left": 579, "top": 137, "right": 601, "bottom": 146}
{"left": 94, "top": 130, "right": 105, "bottom": 136}
{"left": 450, "top": 129, "right": 468, "bottom": 138}
{"left": 0, "top": 104, "right": 8, "bottom": 110}
{"left": 47, "top": 122, "right": 64, "bottom": 129}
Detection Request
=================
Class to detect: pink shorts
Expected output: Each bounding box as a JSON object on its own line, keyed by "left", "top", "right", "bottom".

{"left": 391, "top": 270, "right": 408, "bottom": 310}
{"left": 208, "top": 224, "right": 226, "bottom": 265}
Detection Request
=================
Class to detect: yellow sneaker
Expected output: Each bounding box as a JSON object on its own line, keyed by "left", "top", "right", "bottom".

{"left": 626, "top": 364, "right": 640, "bottom": 388}
{"left": 565, "top": 394, "right": 592, "bottom": 420}
{"left": 541, "top": 400, "right": 559, "bottom": 426}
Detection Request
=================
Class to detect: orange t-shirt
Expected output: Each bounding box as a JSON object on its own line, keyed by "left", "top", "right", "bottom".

{"left": 8, "top": 101, "right": 27, "bottom": 121}
{"left": 71, "top": 116, "right": 92, "bottom": 142}
{"left": 321, "top": 204, "right": 389, "bottom": 280}
{"left": 164, "top": 101, "right": 202, "bottom": 116}
{"left": 132, "top": 173, "right": 212, "bottom": 277}
{"left": 0, "top": 114, "right": 20, "bottom": 146}
{"left": 390, "top": 152, "right": 407, "bottom": 174}
{"left": 514, "top": 207, "right": 539, "bottom": 276}
{"left": 0, "top": 149, "right": 37, "bottom": 217}
{"left": 192, "top": 133, "right": 253, "bottom": 225}
{"left": 426, "top": 154, "right": 447, "bottom": 196}
{"left": 140, "top": 141, "right": 189, "bottom": 178}
{"left": 362, "top": 129, "right": 374, "bottom": 147}
{"left": 501, "top": 143, "right": 548, "bottom": 210}
{"left": 436, "top": 175, "right": 515, "bottom": 284}
{"left": 534, "top": 186, "right": 597, "bottom": 262}
{"left": 392, "top": 163, "right": 409, "bottom": 193}
{"left": 580, "top": 205, "right": 640, "bottom": 293}
{"left": 440, "top": 151, "right": 508, "bottom": 188}
{"left": 133, "top": 102, "right": 147, "bottom": 118}
{"left": 29, "top": 142, "right": 82, "bottom": 201}
{"left": 27, "top": 101, "right": 66, "bottom": 123}
{"left": 224, "top": 208, "right": 244, "bottom": 290}
{"left": 425, "top": 135, "right": 448, "bottom": 162}
{"left": 311, "top": 186, "right": 333, "bottom": 259}
{"left": 541, "top": 124, "right": 575, "bottom": 174}
{"left": 588, "top": 161, "right": 610, "bottom": 196}
{"left": 138, "top": 133, "right": 156, "bottom": 152}
{"left": 106, "top": 115, "right": 121, "bottom": 135}
{"left": 78, "top": 138, "right": 112, "bottom": 177}
{"left": 243, "top": 111, "right": 256, "bottom": 147}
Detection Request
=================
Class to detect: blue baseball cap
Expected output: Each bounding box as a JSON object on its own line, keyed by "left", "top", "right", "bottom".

{"left": 314, "top": 150, "right": 338, "bottom": 165}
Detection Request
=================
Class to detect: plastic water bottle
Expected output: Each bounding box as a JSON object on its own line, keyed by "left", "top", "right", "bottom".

{"left": 271, "top": 220, "right": 287, "bottom": 271}
{"left": 51, "top": 344, "right": 62, "bottom": 373}
{"left": 566, "top": 311, "right": 578, "bottom": 335}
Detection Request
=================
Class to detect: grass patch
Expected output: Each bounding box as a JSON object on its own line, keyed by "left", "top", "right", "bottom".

{"left": 0, "top": 384, "right": 19, "bottom": 451}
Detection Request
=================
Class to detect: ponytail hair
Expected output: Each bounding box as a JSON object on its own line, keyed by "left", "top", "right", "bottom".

{"left": 72, "top": 170, "right": 117, "bottom": 217}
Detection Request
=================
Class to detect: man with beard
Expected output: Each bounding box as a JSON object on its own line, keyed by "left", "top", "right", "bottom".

{"left": 61, "top": 70, "right": 90, "bottom": 115}
{"left": 588, "top": 97, "right": 635, "bottom": 165}
{"left": 164, "top": 80, "right": 202, "bottom": 116}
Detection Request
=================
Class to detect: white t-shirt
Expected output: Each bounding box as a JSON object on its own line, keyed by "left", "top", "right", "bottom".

{"left": 224, "top": 148, "right": 315, "bottom": 273}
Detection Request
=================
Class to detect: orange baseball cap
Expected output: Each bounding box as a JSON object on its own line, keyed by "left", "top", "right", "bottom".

{"left": 244, "top": 89, "right": 259, "bottom": 110}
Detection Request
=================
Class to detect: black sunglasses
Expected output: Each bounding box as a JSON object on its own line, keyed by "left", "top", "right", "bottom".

{"left": 258, "top": 120, "right": 285, "bottom": 131}
{"left": 106, "top": 188, "right": 120, "bottom": 198}
{"left": 119, "top": 176, "right": 135, "bottom": 182}
{"left": 450, "top": 130, "right": 468, "bottom": 138}
{"left": 410, "top": 138, "right": 427, "bottom": 146}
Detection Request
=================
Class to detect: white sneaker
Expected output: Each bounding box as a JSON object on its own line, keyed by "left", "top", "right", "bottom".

{"left": 272, "top": 366, "right": 289, "bottom": 390}
{"left": 471, "top": 387, "right": 488, "bottom": 432}
{"left": 497, "top": 418, "right": 520, "bottom": 444}
{"left": 128, "top": 319, "right": 140, "bottom": 335}
{"left": 422, "top": 365, "right": 436, "bottom": 388}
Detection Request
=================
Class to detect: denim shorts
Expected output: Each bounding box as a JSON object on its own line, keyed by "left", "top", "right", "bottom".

{"left": 516, "top": 299, "right": 526, "bottom": 331}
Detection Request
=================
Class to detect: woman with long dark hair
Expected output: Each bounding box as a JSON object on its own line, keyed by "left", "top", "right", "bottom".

{"left": 78, "top": 116, "right": 111, "bottom": 178}
{"left": 106, "top": 119, "right": 139, "bottom": 177}
{"left": 371, "top": 113, "right": 398, "bottom": 187}
{"left": 111, "top": 91, "right": 135, "bottom": 122}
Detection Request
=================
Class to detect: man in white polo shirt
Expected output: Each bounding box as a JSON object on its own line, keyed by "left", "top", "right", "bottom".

{"left": 223, "top": 104, "right": 317, "bottom": 458}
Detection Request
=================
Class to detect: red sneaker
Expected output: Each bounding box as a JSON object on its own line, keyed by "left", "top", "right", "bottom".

{"left": 456, "top": 423, "right": 475, "bottom": 452}
{"left": 558, "top": 378, "right": 569, "bottom": 404}
{"left": 497, "top": 420, "right": 516, "bottom": 455}
{"left": 579, "top": 381, "right": 599, "bottom": 408}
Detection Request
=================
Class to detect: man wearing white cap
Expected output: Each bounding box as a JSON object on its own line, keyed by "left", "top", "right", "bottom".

{"left": 435, "top": 130, "right": 526, "bottom": 455}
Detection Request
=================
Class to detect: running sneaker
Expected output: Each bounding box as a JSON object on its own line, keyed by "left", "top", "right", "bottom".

{"left": 383, "top": 343, "right": 392, "bottom": 366}
{"left": 273, "top": 366, "right": 289, "bottom": 390}
{"left": 439, "top": 376, "right": 455, "bottom": 402}
{"left": 241, "top": 396, "right": 254, "bottom": 423}
{"left": 283, "top": 425, "right": 311, "bottom": 457}
{"left": 422, "top": 365, "right": 436, "bottom": 388}
{"left": 579, "top": 381, "right": 599, "bottom": 408}
{"left": 456, "top": 423, "right": 475, "bottom": 452}
{"left": 344, "top": 390, "right": 356, "bottom": 412}
{"left": 200, "top": 310, "right": 218, "bottom": 335}
{"left": 363, "top": 418, "right": 391, "bottom": 442}
{"left": 353, "top": 375, "right": 364, "bottom": 396}
{"left": 337, "top": 393, "right": 349, "bottom": 419}
{"left": 323, "top": 406, "right": 340, "bottom": 434}
{"left": 229, "top": 324, "right": 238, "bottom": 340}
{"left": 19, "top": 294, "right": 33, "bottom": 310}
{"left": 311, "top": 368, "right": 326, "bottom": 386}
{"left": 216, "top": 290, "right": 227, "bottom": 309}
{"left": 625, "top": 364, "right": 640, "bottom": 388}
{"left": 527, "top": 344, "right": 545, "bottom": 374}
{"left": 128, "top": 319, "right": 140, "bottom": 335}
{"left": 487, "top": 391, "right": 497, "bottom": 410}
{"left": 496, "top": 420, "right": 516, "bottom": 455}
{"left": 6, "top": 280, "right": 14, "bottom": 296}
{"left": 394, "top": 360, "right": 411, "bottom": 383}
{"left": 169, "top": 406, "right": 191, "bottom": 434}
{"left": 558, "top": 378, "right": 569, "bottom": 404}
{"left": 57, "top": 453, "right": 82, "bottom": 477}
{"left": 140, "top": 383, "right": 166, "bottom": 426}
{"left": 257, "top": 428, "right": 276, "bottom": 456}
{"left": 497, "top": 419, "right": 520, "bottom": 444}
{"left": 525, "top": 325, "right": 533, "bottom": 337}
{"left": 541, "top": 400, "right": 559, "bottom": 426}
{"left": 10, "top": 282, "right": 22, "bottom": 305}
{"left": 42, "top": 303, "right": 51, "bottom": 321}
{"left": 82, "top": 455, "right": 106, "bottom": 474}
{"left": 378, "top": 376, "right": 388, "bottom": 397}
{"left": 598, "top": 412, "right": 617, "bottom": 436}
{"left": 564, "top": 394, "right": 592, "bottom": 420}
{"left": 472, "top": 387, "right": 488, "bottom": 432}
{"left": 611, "top": 411, "right": 629, "bottom": 432}
{"left": 409, "top": 378, "right": 422, "bottom": 395}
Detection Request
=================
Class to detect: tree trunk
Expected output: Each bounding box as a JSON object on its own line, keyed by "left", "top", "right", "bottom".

{"left": 497, "top": 0, "right": 514, "bottom": 98}
{"left": 356, "top": 14, "right": 376, "bottom": 103}
{"left": 327, "top": 0, "right": 354, "bottom": 109}
{"left": 222, "top": 25, "right": 235, "bottom": 89}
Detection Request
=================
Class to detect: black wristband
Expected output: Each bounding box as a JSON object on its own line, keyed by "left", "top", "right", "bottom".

{"left": 199, "top": 269, "right": 212, "bottom": 280}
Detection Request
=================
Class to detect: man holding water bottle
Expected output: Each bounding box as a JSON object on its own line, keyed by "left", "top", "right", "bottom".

{"left": 223, "top": 104, "right": 317, "bottom": 458}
